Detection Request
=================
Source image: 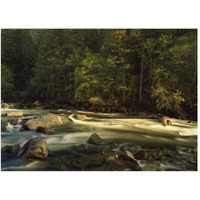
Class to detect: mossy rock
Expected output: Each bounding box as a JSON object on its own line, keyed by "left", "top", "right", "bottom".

{"left": 76, "top": 114, "right": 87, "bottom": 120}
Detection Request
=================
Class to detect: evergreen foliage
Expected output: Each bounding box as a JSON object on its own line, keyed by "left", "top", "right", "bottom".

{"left": 1, "top": 29, "right": 197, "bottom": 120}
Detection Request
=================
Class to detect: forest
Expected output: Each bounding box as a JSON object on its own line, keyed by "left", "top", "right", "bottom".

{"left": 1, "top": 29, "right": 197, "bottom": 120}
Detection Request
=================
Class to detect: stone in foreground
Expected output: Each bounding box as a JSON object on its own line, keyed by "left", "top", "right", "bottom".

{"left": 18, "top": 137, "right": 49, "bottom": 159}
{"left": 119, "top": 151, "right": 135, "bottom": 160}
{"left": 24, "top": 113, "right": 73, "bottom": 129}
{"left": 133, "top": 149, "right": 148, "bottom": 160}
{"left": 88, "top": 133, "right": 104, "bottom": 145}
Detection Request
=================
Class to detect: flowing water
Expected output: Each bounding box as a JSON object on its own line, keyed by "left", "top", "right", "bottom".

{"left": 1, "top": 109, "right": 197, "bottom": 171}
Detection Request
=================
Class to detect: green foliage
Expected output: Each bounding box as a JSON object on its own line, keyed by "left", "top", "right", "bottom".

{"left": 1, "top": 29, "right": 37, "bottom": 93}
{"left": 89, "top": 97, "right": 104, "bottom": 106}
{"left": 151, "top": 84, "right": 171, "bottom": 110}
{"left": 1, "top": 64, "right": 14, "bottom": 101}
{"left": 1, "top": 29, "right": 197, "bottom": 120}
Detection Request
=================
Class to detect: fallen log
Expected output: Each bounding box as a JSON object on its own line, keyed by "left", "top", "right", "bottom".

{"left": 6, "top": 111, "right": 23, "bottom": 117}
{"left": 49, "top": 110, "right": 158, "bottom": 119}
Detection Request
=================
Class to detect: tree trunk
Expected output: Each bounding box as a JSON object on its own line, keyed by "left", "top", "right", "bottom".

{"left": 193, "top": 54, "right": 197, "bottom": 85}
{"left": 122, "top": 68, "right": 126, "bottom": 103}
{"left": 50, "top": 65, "right": 55, "bottom": 101}
{"left": 139, "top": 38, "right": 144, "bottom": 106}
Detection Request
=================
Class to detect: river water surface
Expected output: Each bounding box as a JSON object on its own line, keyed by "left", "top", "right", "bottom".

{"left": 1, "top": 109, "right": 197, "bottom": 171}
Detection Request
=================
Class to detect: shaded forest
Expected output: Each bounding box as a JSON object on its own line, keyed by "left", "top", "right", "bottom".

{"left": 1, "top": 29, "right": 197, "bottom": 120}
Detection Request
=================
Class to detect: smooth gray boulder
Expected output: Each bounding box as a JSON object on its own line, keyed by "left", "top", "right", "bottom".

{"left": 24, "top": 113, "right": 73, "bottom": 129}
{"left": 18, "top": 137, "right": 49, "bottom": 159}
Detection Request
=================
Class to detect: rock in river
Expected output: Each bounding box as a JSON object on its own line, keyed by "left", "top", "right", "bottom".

{"left": 1, "top": 118, "right": 8, "bottom": 131}
{"left": 1, "top": 144, "right": 21, "bottom": 152}
{"left": 24, "top": 113, "right": 73, "bottom": 129}
{"left": 18, "top": 137, "right": 49, "bottom": 159}
{"left": 76, "top": 114, "right": 87, "bottom": 120}
{"left": 167, "top": 120, "right": 172, "bottom": 125}
{"left": 36, "top": 126, "right": 55, "bottom": 135}
{"left": 161, "top": 117, "right": 167, "bottom": 126}
{"left": 88, "top": 133, "right": 104, "bottom": 145}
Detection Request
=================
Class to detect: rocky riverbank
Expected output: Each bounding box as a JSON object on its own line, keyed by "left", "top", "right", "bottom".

{"left": 1, "top": 133, "right": 197, "bottom": 171}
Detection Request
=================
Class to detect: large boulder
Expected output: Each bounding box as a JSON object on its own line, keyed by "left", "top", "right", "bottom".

{"left": 88, "top": 133, "right": 104, "bottom": 145}
{"left": 6, "top": 112, "right": 23, "bottom": 117}
{"left": 24, "top": 113, "right": 73, "bottom": 129}
{"left": 1, "top": 118, "right": 8, "bottom": 131}
{"left": 36, "top": 126, "right": 55, "bottom": 135}
{"left": 18, "top": 137, "right": 49, "bottom": 159}
{"left": 76, "top": 114, "right": 87, "bottom": 120}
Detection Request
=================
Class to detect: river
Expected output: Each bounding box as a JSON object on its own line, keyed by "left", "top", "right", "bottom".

{"left": 1, "top": 108, "right": 197, "bottom": 171}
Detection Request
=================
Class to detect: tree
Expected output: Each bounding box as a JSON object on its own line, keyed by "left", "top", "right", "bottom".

{"left": 101, "top": 30, "right": 133, "bottom": 108}
{"left": 1, "top": 29, "right": 197, "bottom": 120}
{"left": 1, "top": 29, "right": 37, "bottom": 93}
{"left": 1, "top": 64, "right": 14, "bottom": 101}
